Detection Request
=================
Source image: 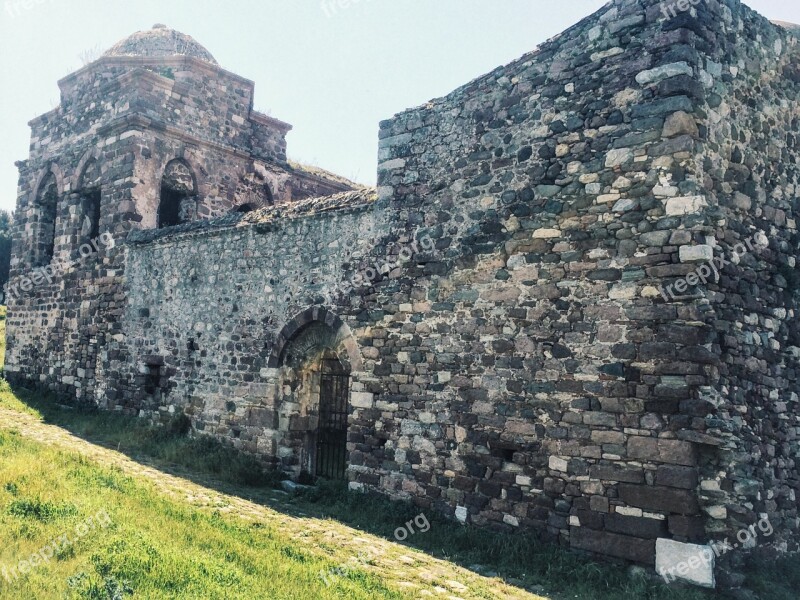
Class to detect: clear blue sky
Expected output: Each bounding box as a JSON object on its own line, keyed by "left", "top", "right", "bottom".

{"left": 1, "top": 0, "right": 798, "bottom": 213}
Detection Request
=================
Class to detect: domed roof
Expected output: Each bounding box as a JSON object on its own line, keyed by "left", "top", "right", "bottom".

{"left": 104, "top": 24, "right": 218, "bottom": 65}
{"left": 773, "top": 21, "right": 800, "bottom": 36}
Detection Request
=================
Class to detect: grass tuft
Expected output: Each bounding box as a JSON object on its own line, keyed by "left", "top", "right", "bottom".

{"left": 8, "top": 498, "right": 78, "bottom": 522}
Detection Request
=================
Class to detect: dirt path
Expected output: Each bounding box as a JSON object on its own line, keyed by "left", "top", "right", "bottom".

{"left": 0, "top": 406, "right": 547, "bottom": 600}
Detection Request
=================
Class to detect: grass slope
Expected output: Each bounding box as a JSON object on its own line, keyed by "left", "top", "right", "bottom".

{"left": 0, "top": 425, "right": 402, "bottom": 599}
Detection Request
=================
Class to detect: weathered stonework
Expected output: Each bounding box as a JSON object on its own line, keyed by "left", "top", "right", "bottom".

{"left": 5, "top": 2, "right": 800, "bottom": 585}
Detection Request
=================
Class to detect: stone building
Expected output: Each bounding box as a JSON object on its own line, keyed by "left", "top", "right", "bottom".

{"left": 5, "top": 0, "right": 800, "bottom": 587}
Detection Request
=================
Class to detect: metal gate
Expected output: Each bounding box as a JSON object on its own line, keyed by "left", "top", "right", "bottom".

{"left": 315, "top": 360, "right": 349, "bottom": 480}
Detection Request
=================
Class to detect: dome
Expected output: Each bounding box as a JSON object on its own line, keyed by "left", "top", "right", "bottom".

{"left": 773, "top": 21, "right": 800, "bottom": 36}
{"left": 103, "top": 24, "right": 218, "bottom": 65}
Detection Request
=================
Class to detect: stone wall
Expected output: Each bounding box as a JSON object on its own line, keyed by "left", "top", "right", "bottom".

{"left": 57, "top": 57, "right": 284, "bottom": 159}
{"left": 369, "top": 0, "right": 799, "bottom": 572}
{"left": 117, "top": 190, "right": 381, "bottom": 463}
{"left": 685, "top": 0, "right": 800, "bottom": 582}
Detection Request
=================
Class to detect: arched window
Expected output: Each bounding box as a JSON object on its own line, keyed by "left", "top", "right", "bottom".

{"left": 232, "top": 182, "right": 273, "bottom": 214}
{"left": 34, "top": 172, "right": 59, "bottom": 266}
{"left": 77, "top": 158, "right": 102, "bottom": 244}
{"left": 158, "top": 159, "right": 197, "bottom": 229}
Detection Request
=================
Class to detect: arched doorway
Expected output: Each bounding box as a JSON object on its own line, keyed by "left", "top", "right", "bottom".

{"left": 316, "top": 355, "right": 350, "bottom": 480}
{"left": 269, "top": 308, "right": 362, "bottom": 481}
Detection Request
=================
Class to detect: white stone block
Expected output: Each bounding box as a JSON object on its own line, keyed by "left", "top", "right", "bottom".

{"left": 655, "top": 538, "right": 715, "bottom": 588}
{"left": 605, "top": 148, "right": 633, "bottom": 168}
{"left": 609, "top": 283, "right": 637, "bottom": 300}
{"left": 612, "top": 198, "right": 636, "bottom": 212}
{"left": 635, "top": 62, "right": 693, "bottom": 86}
{"left": 455, "top": 506, "right": 468, "bottom": 523}
{"left": 379, "top": 158, "right": 406, "bottom": 171}
{"left": 616, "top": 506, "right": 642, "bottom": 517}
{"left": 665, "top": 195, "right": 708, "bottom": 216}
{"left": 679, "top": 244, "right": 714, "bottom": 263}
{"left": 400, "top": 419, "right": 422, "bottom": 435}
{"left": 533, "top": 228, "right": 561, "bottom": 239}
{"left": 704, "top": 505, "right": 727, "bottom": 519}
{"left": 549, "top": 456, "right": 569, "bottom": 472}
{"left": 503, "top": 515, "right": 519, "bottom": 527}
{"left": 350, "top": 392, "right": 374, "bottom": 409}
{"left": 591, "top": 47, "right": 624, "bottom": 62}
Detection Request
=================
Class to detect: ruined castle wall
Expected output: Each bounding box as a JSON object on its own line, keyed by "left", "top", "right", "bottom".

{"left": 123, "top": 66, "right": 254, "bottom": 151}
{"left": 6, "top": 62, "right": 293, "bottom": 403}
{"left": 6, "top": 48, "right": 309, "bottom": 401}
{"left": 130, "top": 130, "right": 287, "bottom": 227}
{"left": 287, "top": 171, "right": 358, "bottom": 201}
{"left": 12, "top": 59, "right": 270, "bottom": 267}
{"left": 114, "top": 197, "right": 384, "bottom": 459}
{"left": 681, "top": 0, "right": 800, "bottom": 559}
{"left": 249, "top": 116, "right": 289, "bottom": 164}
{"left": 364, "top": 0, "right": 733, "bottom": 564}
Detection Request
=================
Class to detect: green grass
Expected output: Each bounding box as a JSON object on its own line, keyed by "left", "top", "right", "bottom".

{"left": 0, "top": 428, "right": 403, "bottom": 599}
{"left": 739, "top": 553, "right": 800, "bottom": 600}
{"left": 0, "top": 384, "right": 280, "bottom": 490}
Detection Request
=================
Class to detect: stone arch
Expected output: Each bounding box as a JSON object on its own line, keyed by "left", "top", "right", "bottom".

{"left": 233, "top": 161, "right": 275, "bottom": 212}
{"left": 31, "top": 163, "right": 65, "bottom": 202}
{"left": 234, "top": 202, "right": 257, "bottom": 214}
{"left": 31, "top": 165, "right": 63, "bottom": 266}
{"left": 74, "top": 148, "right": 102, "bottom": 190}
{"left": 263, "top": 183, "right": 275, "bottom": 206}
{"left": 268, "top": 306, "right": 362, "bottom": 371}
{"left": 270, "top": 307, "right": 362, "bottom": 480}
{"left": 234, "top": 183, "right": 273, "bottom": 211}
{"left": 158, "top": 158, "right": 198, "bottom": 228}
